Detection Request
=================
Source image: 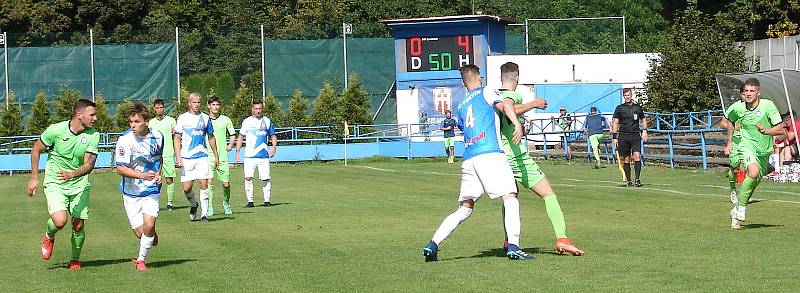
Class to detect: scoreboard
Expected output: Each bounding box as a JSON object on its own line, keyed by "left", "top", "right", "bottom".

{"left": 404, "top": 35, "right": 474, "bottom": 72}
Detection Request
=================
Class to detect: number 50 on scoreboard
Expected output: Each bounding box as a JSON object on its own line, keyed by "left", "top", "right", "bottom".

{"left": 405, "top": 35, "right": 474, "bottom": 72}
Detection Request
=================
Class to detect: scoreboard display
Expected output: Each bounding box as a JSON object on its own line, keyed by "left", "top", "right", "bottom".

{"left": 404, "top": 35, "right": 474, "bottom": 72}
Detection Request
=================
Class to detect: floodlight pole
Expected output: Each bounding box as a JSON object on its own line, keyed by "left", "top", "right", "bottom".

{"left": 176, "top": 27, "right": 181, "bottom": 104}
{"left": 89, "top": 29, "right": 96, "bottom": 101}
{"left": 622, "top": 16, "right": 627, "bottom": 53}
{"left": 260, "top": 25, "right": 266, "bottom": 100}
{"left": 3, "top": 32, "right": 9, "bottom": 110}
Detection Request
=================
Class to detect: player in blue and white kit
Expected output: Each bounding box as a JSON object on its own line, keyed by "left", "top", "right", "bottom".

{"left": 235, "top": 99, "right": 278, "bottom": 207}
{"left": 423, "top": 65, "right": 532, "bottom": 261}
{"left": 114, "top": 103, "right": 164, "bottom": 271}
{"left": 174, "top": 93, "right": 219, "bottom": 223}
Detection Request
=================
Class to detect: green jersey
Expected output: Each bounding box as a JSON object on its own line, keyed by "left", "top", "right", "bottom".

{"left": 207, "top": 114, "right": 235, "bottom": 162}
{"left": 724, "top": 99, "right": 782, "bottom": 156}
{"left": 40, "top": 121, "right": 100, "bottom": 192}
{"left": 149, "top": 115, "right": 176, "bottom": 156}
{"left": 498, "top": 90, "right": 526, "bottom": 155}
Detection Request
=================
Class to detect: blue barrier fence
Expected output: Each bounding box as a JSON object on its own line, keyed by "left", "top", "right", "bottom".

{"left": 0, "top": 110, "right": 727, "bottom": 175}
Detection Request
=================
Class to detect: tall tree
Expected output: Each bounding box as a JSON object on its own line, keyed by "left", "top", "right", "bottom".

{"left": 285, "top": 89, "right": 309, "bottom": 127}
{"left": 115, "top": 99, "right": 134, "bottom": 132}
{"left": 263, "top": 91, "right": 284, "bottom": 126}
{"left": 217, "top": 72, "right": 236, "bottom": 102}
{"left": 310, "top": 83, "right": 339, "bottom": 127}
{"left": 54, "top": 87, "right": 82, "bottom": 122}
{"left": 227, "top": 81, "right": 255, "bottom": 127}
{"left": 644, "top": 8, "right": 748, "bottom": 112}
{"left": 27, "top": 91, "right": 51, "bottom": 135}
{"left": 338, "top": 74, "right": 372, "bottom": 126}
{"left": 0, "top": 92, "right": 25, "bottom": 137}
{"left": 93, "top": 93, "right": 114, "bottom": 133}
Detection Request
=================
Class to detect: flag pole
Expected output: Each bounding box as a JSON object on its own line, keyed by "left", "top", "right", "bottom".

{"left": 343, "top": 121, "right": 349, "bottom": 166}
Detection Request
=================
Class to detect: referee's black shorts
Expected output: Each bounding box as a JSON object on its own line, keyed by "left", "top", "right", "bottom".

{"left": 617, "top": 132, "right": 642, "bottom": 157}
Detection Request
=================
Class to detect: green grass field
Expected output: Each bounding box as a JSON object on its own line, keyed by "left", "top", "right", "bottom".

{"left": 2, "top": 158, "right": 799, "bottom": 291}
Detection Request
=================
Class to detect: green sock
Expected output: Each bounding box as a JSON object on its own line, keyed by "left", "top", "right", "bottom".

{"left": 166, "top": 182, "right": 175, "bottom": 204}
{"left": 70, "top": 230, "right": 85, "bottom": 260}
{"left": 223, "top": 187, "right": 231, "bottom": 203}
{"left": 208, "top": 184, "right": 215, "bottom": 209}
{"left": 738, "top": 175, "right": 759, "bottom": 208}
{"left": 46, "top": 218, "right": 60, "bottom": 238}
{"left": 726, "top": 170, "right": 736, "bottom": 191}
{"left": 544, "top": 195, "right": 568, "bottom": 238}
{"left": 592, "top": 149, "right": 601, "bottom": 165}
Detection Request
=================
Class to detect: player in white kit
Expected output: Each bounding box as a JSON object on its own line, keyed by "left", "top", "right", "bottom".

{"left": 114, "top": 103, "right": 164, "bottom": 271}
{"left": 174, "top": 93, "right": 219, "bottom": 222}
{"left": 235, "top": 99, "right": 278, "bottom": 207}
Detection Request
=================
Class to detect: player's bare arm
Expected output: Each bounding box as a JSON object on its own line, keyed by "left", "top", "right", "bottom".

{"left": 641, "top": 116, "right": 649, "bottom": 142}
{"left": 235, "top": 134, "right": 244, "bottom": 163}
{"left": 227, "top": 134, "right": 235, "bottom": 151}
{"left": 496, "top": 98, "right": 523, "bottom": 144}
{"left": 611, "top": 117, "right": 620, "bottom": 147}
{"left": 57, "top": 152, "right": 97, "bottom": 181}
{"left": 513, "top": 98, "right": 547, "bottom": 115}
{"left": 209, "top": 133, "right": 220, "bottom": 168}
{"left": 269, "top": 134, "right": 278, "bottom": 158}
{"left": 721, "top": 118, "right": 734, "bottom": 155}
{"left": 756, "top": 123, "right": 787, "bottom": 136}
{"left": 173, "top": 133, "right": 182, "bottom": 167}
{"left": 27, "top": 139, "right": 47, "bottom": 196}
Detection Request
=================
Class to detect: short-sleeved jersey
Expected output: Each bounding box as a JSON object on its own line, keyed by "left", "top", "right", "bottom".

{"left": 39, "top": 121, "right": 100, "bottom": 192}
{"left": 584, "top": 113, "right": 608, "bottom": 136}
{"left": 240, "top": 116, "right": 276, "bottom": 159}
{"left": 149, "top": 115, "right": 176, "bottom": 156}
{"left": 558, "top": 114, "right": 572, "bottom": 130}
{"left": 457, "top": 87, "right": 504, "bottom": 161}
{"left": 207, "top": 115, "right": 235, "bottom": 162}
{"left": 724, "top": 99, "right": 782, "bottom": 156}
{"left": 174, "top": 112, "right": 214, "bottom": 159}
{"left": 115, "top": 129, "right": 164, "bottom": 198}
{"left": 442, "top": 118, "right": 457, "bottom": 138}
{"left": 613, "top": 103, "right": 645, "bottom": 134}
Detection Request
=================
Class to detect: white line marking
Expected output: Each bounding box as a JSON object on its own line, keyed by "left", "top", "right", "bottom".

{"left": 405, "top": 170, "right": 459, "bottom": 176}
{"left": 357, "top": 166, "right": 396, "bottom": 172}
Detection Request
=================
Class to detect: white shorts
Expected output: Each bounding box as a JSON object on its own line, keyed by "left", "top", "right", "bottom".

{"left": 123, "top": 195, "right": 159, "bottom": 229}
{"left": 180, "top": 157, "right": 211, "bottom": 182}
{"left": 244, "top": 158, "right": 271, "bottom": 180}
{"left": 458, "top": 152, "right": 518, "bottom": 202}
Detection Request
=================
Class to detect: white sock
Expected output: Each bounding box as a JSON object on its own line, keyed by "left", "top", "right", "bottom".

{"left": 503, "top": 197, "right": 521, "bottom": 247}
{"left": 245, "top": 180, "right": 254, "bottom": 203}
{"left": 771, "top": 154, "right": 780, "bottom": 170}
{"left": 262, "top": 179, "right": 271, "bottom": 203}
{"left": 137, "top": 234, "right": 155, "bottom": 262}
{"left": 431, "top": 206, "right": 473, "bottom": 245}
{"left": 185, "top": 191, "right": 196, "bottom": 207}
{"left": 199, "top": 189, "right": 209, "bottom": 217}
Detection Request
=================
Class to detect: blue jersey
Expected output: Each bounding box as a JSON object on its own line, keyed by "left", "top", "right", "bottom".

{"left": 442, "top": 118, "right": 457, "bottom": 138}
{"left": 456, "top": 87, "right": 504, "bottom": 161}
{"left": 584, "top": 113, "right": 607, "bottom": 136}
{"left": 114, "top": 129, "right": 164, "bottom": 198}
{"left": 175, "top": 112, "right": 215, "bottom": 159}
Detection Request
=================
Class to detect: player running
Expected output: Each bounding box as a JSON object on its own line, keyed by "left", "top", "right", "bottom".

{"left": 496, "top": 62, "right": 585, "bottom": 256}
{"left": 28, "top": 99, "right": 100, "bottom": 270}
{"left": 149, "top": 99, "right": 178, "bottom": 210}
{"left": 114, "top": 103, "right": 164, "bottom": 271}
{"left": 174, "top": 93, "right": 219, "bottom": 223}
{"left": 723, "top": 78, "right": 785, "bottom": 229}
{"left": 206, "top": 96, "right": 236, "bottom": 215}
{"left": 422, "top": 64, "right": 532, "bottom": 262}
{"left": 720, "top": 88, "right": 746, "bottom": 203}
{"left": 235, "top": 99, "right": 278, "bottom": 208}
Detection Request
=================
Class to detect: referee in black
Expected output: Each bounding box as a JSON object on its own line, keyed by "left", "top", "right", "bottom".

{"left": 612, "top": 88, "right": 649, "bottom": 187}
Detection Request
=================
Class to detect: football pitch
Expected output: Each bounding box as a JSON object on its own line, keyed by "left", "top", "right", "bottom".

{"left": 2, "top": 158, "right": 799, "bottom": 291}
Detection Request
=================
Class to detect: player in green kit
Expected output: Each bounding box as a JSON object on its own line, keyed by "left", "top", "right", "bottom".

{"left": 723, "top": 78, "right": 785, "bottom": 229}
{"left": 206, "top": 96, "right": 236, "bottom": 216}
{"left": 496, "top": 62, "right": 585, "bottom": 255}
{"left": 721, "top": 89, "right": 746, "bottom": 204}
{"left": 27, "top": 99, "right": 101, "bottom": 270}
{"left": 150, "top": 99, "right": 178, "bottom": 210}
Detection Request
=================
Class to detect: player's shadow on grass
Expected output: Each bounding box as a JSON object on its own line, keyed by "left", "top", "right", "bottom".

{"left": 48, "top": 258, "right": 131, "bottom": 269}
{"left": 148, "top": 258, "right": 195, "bottom": 268}
{"left": 162, "top": 206, "right": 189, "bottom": 211}
{"left": 266, "top": 202, "right": 290, "bottom": 207}
{"left": 443, "top": 247, "right": 558, "bottom": 261}
{"left": 742, "top": 223, "right": 782, "bottom": 229}
{"left": 207, "top": 216, "right": 234, "bottom": 222}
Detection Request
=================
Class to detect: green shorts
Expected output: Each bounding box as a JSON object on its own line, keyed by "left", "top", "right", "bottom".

{"left": 210, "top": 161, "right": 231, "bottom": 183}
{"left": 740, "top": 148, "right": 769, "bottom": 177}
{"left": 507, "top": 152, "right": 546, "bottom": 189}
{"left": 444, "top": 137, "right": 455, "bottom": 148}
{"left": 45, "top": 186, "right": 90, "bottom": 219}
{"left": 161, "top": 155, "right": 176, "bottom": 178}
{"left": 728, "top": 146, "right": 741, "bottom": 169}
{"left": 589, "top": 133, "right": 604, "bottom": 149}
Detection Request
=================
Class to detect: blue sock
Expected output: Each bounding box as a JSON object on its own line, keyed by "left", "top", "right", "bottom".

{"left": 507, "top": 244, "right": 520, "bottom": 252}
{"left": 425, "top": 240, "right": 438, "bottom": 251}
